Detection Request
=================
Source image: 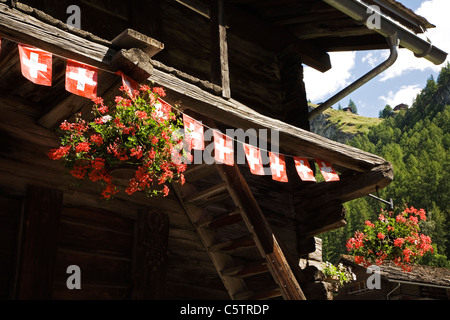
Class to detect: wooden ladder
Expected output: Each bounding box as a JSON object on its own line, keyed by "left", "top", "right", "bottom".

{"left": 172, "top": 163, "right": 306, "bottom": 300}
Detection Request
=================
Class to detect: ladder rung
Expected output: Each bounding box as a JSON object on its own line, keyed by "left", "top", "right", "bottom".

{"left": 197, "top": 209, "right": 242, "bottom": 229}
{"left": 222, "top": 261, "right": 269, "bottom": 278}
{"left": 209, "top": 235, "right": 254, "bottom": 253}
{"left": 184, "top": 182, "right": 228, "bottom": 204}
{"left": 234, "top": 287, "right": 283, "bottom": 300}
{"left": 183, "top": 163, "right": 218, "bottom": 182}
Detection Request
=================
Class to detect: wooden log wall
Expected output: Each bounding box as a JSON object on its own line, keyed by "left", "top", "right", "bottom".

{"left": 0, "top": 195, "right": 21, "bottom": 299}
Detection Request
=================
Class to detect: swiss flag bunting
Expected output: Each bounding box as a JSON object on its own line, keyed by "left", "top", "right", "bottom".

{"left": 213, "top": 130, "right": 234, "bottom": 166}
{"left": 294, "top": 157, "right": 316, "bottom": 182}
{"left": 269, "top": 152, "right": 288, "bottom": 182}
{"left": 183, "top": 114, "right": 204, "bottom": 150}
{"left": 18, "top": 44, "right": 52, "bottom": 86}
{"left": 243, "top": 144, "right": 264, "bottom": 175}
{"left": 11, "top": 41, "right": 343, "bottom": 184}
{"left": 316, "top": 159, "right": 340, "bottom": 181}
{"left": 65, "top": 59, "right": 98, "bottom": 99}
{"left": 117, "top": 71, "right": 138, "bottom": 98}
{"left": 155, "top": 98, "right": 172, "bottom": 120}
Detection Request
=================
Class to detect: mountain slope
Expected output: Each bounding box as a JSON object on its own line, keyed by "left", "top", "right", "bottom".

{"left": 319, "top": 63, "right": 450, "bottom": 267}
{"left": 309, "top": 104, "right": 382, "bottom": 144}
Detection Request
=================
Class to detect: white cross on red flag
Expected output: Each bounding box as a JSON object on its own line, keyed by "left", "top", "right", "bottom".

{"left": 183, "top": 114, "right": 204, "bottom": 150}
{"left": 65, "top": 59, "right": 98, "bottom": 99}
{"left": 155, "top": 98, "right": 172, "bottom": 120}
{"left": 269, "top": 152, "right": 288, "bottom": 182}
{"left": 18, "top": 44, "right": 52, "bottom": 86}
{"left": 117, "top": 71, "right": 138, "bottom": 98}
{"left": 243, "top": 144, "right": 264, "bottom": 175}
{"left": 316, "top": 159, "right": 340, "bottom": 181}
{"left": 213, "top": 130, "right": 234, "bottom": 166}
{"left": 294, "top": 156, "right": 316, "bottom": 182}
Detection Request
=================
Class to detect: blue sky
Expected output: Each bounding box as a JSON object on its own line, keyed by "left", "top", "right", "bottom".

{"left": 303, "top": 0, "right": 450, "bottom": 118}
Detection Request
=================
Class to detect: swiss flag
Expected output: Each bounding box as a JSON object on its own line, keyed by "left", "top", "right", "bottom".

{"left": 294, "top": 157, "right": 316, "bottom": 182}
{"left": 117, "top": 71, "right": 138, "bottom": 98}
{"left": 18, "top": 44, "right": 52, "bottom": 86}
{"left": 213, "top": 131, "right": 234, "bottom": 166}
{"left": 155, "top": 98, "right": 172, "bottom": 120}
{"left": 183, "top": 114, "right": 204, "bottom": 150}
{"left": 269, "top": 152, "right": 288, "bottom": 182}
{"left": 243, "top": 143, "right": 264, "bottom": 175}
{"left": 65, "top": 59, "right": 98, "bottom": 99}
{"left": 316, "top": 159, "right": 340, "bottom": 181}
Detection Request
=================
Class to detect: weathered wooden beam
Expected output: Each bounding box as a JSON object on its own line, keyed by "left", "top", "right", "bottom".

{"left": 13, "top": 185, "right": 63, "bottom": 299}
{"left": 296, "top": 201, "right": 347, "bottom": 237}
{"left": 210, "top": 0, "right": 231, "bottom": 99}
{"left": 278, "top": 47, "right": 310, "bottom": 129}
{"left": 0, "top": 2, "right": 116, "bottom": 71}
{"left": 111, "top": 28, "right": 164, "bottom": 58}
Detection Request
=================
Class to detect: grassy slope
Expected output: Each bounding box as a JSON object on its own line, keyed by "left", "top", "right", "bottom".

{"left": 310, "top": 103, "right": 383, "bottom": 135}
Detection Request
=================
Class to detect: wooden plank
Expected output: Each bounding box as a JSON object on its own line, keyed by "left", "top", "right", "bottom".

{"left": 14, "top": 185, "right": 63, "bottom": 299}
{"left": 111, "top": 28, "right": 164, "bottom": 58}
{"left": 222, "top": 261, "right": 269, "bottom": 278}
{"left": 0, "top": 3, "right": 116, "bottom": 71}
{"left": 197, "top": 208, "right": 242, "bottom": 228}
{"left": 210, "top": 0, "right": 230, "bottom": 99}
{"left": 209, "top": 234, "right": 255, "bottom": 252}
{"left": 184, "top": 182, "right": 228, "bottom": 204}
{"left": 131, "top": 210, "right": 169, "bottom": 299}
{"left": 171, "top": 182, "right": 249, "bottom": 299}
{"left": 216, "top": 164, "right": 307, "bottom": 300}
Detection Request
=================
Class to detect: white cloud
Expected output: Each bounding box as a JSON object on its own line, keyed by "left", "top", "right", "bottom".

{"left": 378, "top": 84, "right": 422, "bottom": 107}
{"left": 303, "top": 51, "right": 356, "bottom": 102}
{"left": 362, "top": 52, "right": 380, "bottom": 68}
{"left": 379, "top": 0, "right": 450, "bottom": 81}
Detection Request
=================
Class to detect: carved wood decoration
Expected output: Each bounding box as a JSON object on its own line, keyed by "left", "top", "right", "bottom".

{"left": 14, "top": 185, "right": 63, "bottom": 299}
{"left": 132, "top": 210, "right": 169, "bottom": 299}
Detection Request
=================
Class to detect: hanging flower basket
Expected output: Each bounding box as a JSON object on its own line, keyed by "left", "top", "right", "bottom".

{"left": 48, "top": 84, "right": 188, "bottom": 199}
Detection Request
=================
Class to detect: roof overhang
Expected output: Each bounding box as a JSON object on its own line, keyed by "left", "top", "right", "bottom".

{"left": 323, "top": 0, "right": 447, "bottom": 65}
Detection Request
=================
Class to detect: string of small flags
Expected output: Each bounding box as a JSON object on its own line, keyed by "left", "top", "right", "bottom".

{"left": 3, "top": 37, "right": 340, "bottom": 184}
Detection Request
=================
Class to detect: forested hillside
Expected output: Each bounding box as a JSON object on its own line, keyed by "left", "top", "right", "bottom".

{"left": 320, "top": 63, "right": 450, "bottom": 268}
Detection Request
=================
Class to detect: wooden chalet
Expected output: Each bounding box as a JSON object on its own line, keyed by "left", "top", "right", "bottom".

{"left": 0, "top": 0, "right": 446, "bottom": 300}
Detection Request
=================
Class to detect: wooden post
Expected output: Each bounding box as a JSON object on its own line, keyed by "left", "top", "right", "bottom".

{"left": 14, "top": 185, "right": 63, "bottom": 299}
{"left": 131, "top": 210, "right": 169, "bottom": 299}
{"left": 210, "top": 0, "right": 231, "bottom": 99}
{"left": 278, "top": 47, "right": 310, "bottom": 130}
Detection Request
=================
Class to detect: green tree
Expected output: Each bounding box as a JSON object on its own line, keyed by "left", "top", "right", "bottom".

{"left": 379, "top": 104, "right": 394, "bottom": 118}
{"left": 348, "top": 99, "right": 358, "bottom": 114}
{"left": 321, "top": 63, "right": 450, "bottom": 267}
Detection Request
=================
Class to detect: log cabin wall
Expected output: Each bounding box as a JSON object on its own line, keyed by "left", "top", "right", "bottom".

{"left": 0, "top": 95, "right": 228, "bottom": 299}
{"left": 20, "top": 0, "right": 305, "bottom": 127}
